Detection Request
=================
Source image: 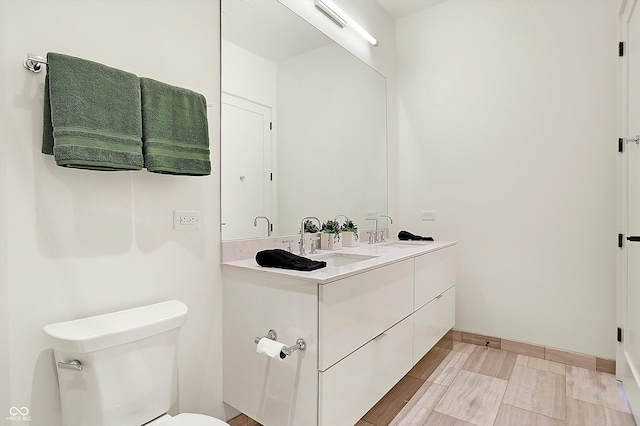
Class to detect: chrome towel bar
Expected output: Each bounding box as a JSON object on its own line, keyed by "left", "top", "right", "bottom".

{"left": 23, "top": 53, "right": 47, "bottom": 73}
{"left": 22, "top": 52, "right": 215, "bottom": 108}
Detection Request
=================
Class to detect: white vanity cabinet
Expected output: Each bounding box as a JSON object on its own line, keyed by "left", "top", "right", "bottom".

{"left": 413, "top": 286, "right": 455, "bottom": 362}
{"left": 414, "top": 248, "right": 456, "bottom": 310}
{"left": 222, "top": 270, "right": 320, "bottom": 426}
{"left": 318, "top": 259, "right": 414, "bottom": 370}
{"left": 318, "top": 259, "right": 414, "bottom": 425}
{"left": 222, "top": 244, "right": 455, "bottom": 426}
{"left": 413, "top": 249, "right": 456, "bottom": 362}
{"left": 319, "top": 315, "right": 414, "bottom": 426}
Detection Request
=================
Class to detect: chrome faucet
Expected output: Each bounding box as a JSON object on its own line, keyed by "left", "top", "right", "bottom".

{"left": 375, "top": 215, "right": 393, "bottom": 243}
{"left": 299, "top": 216, "right": 321, "bottom": 255}
{"left": 282, "top": 240, "right": 294, "bottom": 253}
{"left": 253, "top": 216, "right": 271, "bottom": 237}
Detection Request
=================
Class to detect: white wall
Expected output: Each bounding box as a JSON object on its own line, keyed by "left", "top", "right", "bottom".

{"left": 222, "top": 39, "right": 278, "bottom": 107}
{"left": 0, "top": 1, "right": 223, "bottom": 424}
{"left": 277, "top": 43, "right": 387, "bottom": 234}
{"left": 395, "top": 0, "right": 618, "bottom": 358}
{"left": 279, "top": 0, "right": 400, "bottom": 230}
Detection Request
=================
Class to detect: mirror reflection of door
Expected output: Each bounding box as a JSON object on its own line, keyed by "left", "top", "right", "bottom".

{"left": 221, "top": 93, "right": 273, "bottom": 240}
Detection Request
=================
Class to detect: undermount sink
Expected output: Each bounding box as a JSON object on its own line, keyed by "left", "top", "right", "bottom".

{"left": 312, "top": 253, "right": 378, "bottom": 267}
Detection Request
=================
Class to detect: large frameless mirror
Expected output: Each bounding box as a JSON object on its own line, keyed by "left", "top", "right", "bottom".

{"left": 221, "top": 0, "right": 387, "bottom": 240}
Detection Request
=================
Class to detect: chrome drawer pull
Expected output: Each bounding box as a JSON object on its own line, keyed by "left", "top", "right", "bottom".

{"left": 374, "top": 332, "right": 387, "bottom": 341}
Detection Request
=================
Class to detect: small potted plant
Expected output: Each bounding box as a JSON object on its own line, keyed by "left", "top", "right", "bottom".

{"left": 303, "top": 219, "right": 320, "bottom": 252}
{"left": 303, "top": 220, "right": 319, "bottom": 233}
{"left": 341, "top": 219, "right": 359, "bottom": 247}
{"left": 320, "top": 219, "right": 342, "bottom": 250}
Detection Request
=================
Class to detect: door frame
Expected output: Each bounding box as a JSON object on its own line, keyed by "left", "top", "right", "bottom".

{"left": 618, "top": 0, "right": 640, "bottom": 417}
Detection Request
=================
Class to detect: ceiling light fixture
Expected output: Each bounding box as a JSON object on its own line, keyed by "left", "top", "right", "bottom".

{"left": 314, "top": 0, "right": 379, "bottom": 47}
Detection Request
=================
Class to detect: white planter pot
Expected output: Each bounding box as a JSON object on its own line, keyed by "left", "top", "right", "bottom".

{"left": 320, "top": 232, "right": 342, "bottom": 250}
{"left": 342, "top": 231, "right": 359, "bottom": 247}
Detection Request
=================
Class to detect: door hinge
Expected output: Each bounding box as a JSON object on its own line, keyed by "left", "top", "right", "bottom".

{"left": 618, "top": 327, "right": 623, "bottom": 343}
{"left": 620, "top": 137, "right": 624, "bottom": 153}
{"left": 619, "top": 233, "right": 624, "bottom": 248}
{"left": 270, "top": 172, "right": 273, "bottom": 181}
{"left": 270, "top": 122, "right": 273, "bottom": 130}
{"left": 620, "top": 41, "right": 625, "bottom": 57}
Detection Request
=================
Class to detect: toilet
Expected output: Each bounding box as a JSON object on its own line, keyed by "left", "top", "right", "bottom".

{"left": 43, "top": 300, "right": 229, "bottom": 426}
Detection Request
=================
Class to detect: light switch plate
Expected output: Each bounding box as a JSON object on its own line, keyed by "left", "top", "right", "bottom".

{"left": 421, "top": 211, "right": 435, "bottom": 221}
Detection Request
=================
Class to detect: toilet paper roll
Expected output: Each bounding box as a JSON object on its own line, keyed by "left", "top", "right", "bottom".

{"left": 256, "top": 337, "right": 286, "bottom": 360}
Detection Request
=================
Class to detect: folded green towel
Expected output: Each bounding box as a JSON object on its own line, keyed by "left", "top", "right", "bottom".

{"left": 42, "top": 52, "right": 143, "bottom": 171}
{"left": 139, "top": 77, "right": 211, "bottom": 176}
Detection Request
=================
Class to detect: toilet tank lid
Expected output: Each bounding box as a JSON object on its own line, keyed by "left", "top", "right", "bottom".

{"left": 43, "top": 300, "right": 188, "bottom": 354}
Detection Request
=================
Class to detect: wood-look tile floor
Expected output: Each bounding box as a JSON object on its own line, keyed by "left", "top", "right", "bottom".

{"left": 360, "top": 342, "right": 636, "bottom": 426}
{"left": 229, "top": 341, "right": 637, "bottom": 426}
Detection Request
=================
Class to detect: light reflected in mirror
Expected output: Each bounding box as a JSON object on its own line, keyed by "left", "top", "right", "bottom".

{"left": 221, "top": 0, "right": 387, "bottom": 240}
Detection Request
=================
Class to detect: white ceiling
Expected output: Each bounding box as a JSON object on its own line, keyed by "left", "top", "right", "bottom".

{"left": 376, "top": 0, "right": 448, "bottom": 19}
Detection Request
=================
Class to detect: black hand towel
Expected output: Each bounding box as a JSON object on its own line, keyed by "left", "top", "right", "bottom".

{"left": 256, "top": 249, "right": 327, "bottom": 272}
{"left": 398, "top": 230, "right": 434, "bottom": 241}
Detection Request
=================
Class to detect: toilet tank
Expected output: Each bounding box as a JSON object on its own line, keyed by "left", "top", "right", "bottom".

{"left": 43, "top": 300, "right": 188, "bottom": 426}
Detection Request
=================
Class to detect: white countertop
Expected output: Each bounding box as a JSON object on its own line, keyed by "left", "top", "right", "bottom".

{"left": 221, "top": 240, "right": 457, "bottom": 284}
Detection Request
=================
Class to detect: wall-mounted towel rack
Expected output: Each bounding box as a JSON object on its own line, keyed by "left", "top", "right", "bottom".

{"left": 23, "top": 53, "right": 47, "bottom": 73}
{"left": 23, "top": 52, "right": 215, "bottom": 107}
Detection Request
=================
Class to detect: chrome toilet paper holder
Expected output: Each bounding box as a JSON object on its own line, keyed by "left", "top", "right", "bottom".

{"left": 254, "top": 329, "right": 307, "bottom": 358}
{"left": 254, "top": 329, "right": 278, "bottom": 344}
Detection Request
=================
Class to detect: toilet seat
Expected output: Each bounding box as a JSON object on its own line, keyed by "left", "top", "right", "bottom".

{"left": 149, "top": 413, "right": 230, "bottom": 426}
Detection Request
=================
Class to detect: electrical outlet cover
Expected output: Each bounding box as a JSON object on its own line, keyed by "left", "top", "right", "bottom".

{"left": 174, "top": 210, "right": 200, "bottom": 231}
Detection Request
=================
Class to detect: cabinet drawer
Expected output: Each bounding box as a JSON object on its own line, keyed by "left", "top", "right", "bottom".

{"left": 319, "top": 259, "right": 414, "bottom": 371}
{"left": 413, "top": 286, "right": 455, "bottom": 363}
{"left": 319, "top": 316, "right": 414, "bottom": 426}
{"left": 415, "top": 247, "right": 455, "bottom": 310}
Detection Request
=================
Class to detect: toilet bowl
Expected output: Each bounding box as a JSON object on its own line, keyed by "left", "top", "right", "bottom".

{"left": 44, "top": 300, "right": 230, "bottom": 426}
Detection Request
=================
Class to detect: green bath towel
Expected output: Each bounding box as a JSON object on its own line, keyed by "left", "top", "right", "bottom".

{"left": 140, "top": 77, "right": 211, "bottom": 176}
{"left": 42, "top": 53, "right": 143, "bottom": 170}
